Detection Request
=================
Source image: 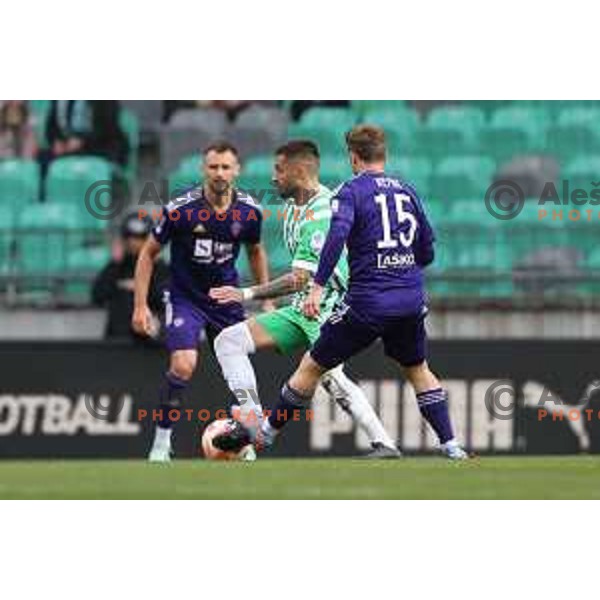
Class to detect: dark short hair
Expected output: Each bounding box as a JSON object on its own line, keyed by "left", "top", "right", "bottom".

{"left": 203, "top": 140, "right": 240, "bottom": 158}
{"left": 121, "top": 212, "right": 152, "bottom": 238}
{"left": 275, "top": 139, "right": 320, "bottom": 161}
{"left": 345, "top": 125, "right": 386, "bottom": 162}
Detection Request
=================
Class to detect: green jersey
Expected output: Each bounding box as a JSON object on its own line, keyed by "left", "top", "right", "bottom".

{"left": 281, "top": 185, "right": 349, "bottom": 320}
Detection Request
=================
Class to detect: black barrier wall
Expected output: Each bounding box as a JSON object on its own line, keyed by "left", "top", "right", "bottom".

{"left": 0, "top": 341, "right": 599, "bottom": 457}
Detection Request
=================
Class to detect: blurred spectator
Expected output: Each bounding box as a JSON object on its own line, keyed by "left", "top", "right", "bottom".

{"left": 0, "top": 100, "right": 37, "bottom": 159}
{"left": 92, "top": 214, "right": 168, "bottom": 343}
{"left": 164, "top": 100, "right": 275, "bottom": 123}
{"left": 289, "top": 100, "right": 350, "bottom": 121}
{"left": 196, "top": 100, "right": 254, "bottom": 121}
{"left": 43, "top": 100, "right": 128, "bottom": 167}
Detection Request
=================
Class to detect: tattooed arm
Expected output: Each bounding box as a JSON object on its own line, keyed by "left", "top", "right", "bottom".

{"left": 209, "top": 268, "right": 311, "bottom": 304}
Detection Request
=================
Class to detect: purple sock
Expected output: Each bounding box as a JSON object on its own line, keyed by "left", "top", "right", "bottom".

{"left": 268, "top": 384, "right": 311, "bottom": 430}
{"left": 417, "top": 388, "right": 454, "bottom": 444}
{"left": 158, "top": 371, "right": 188, "bottom": 429}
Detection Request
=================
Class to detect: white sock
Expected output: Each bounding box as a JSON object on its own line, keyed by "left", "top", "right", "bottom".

{"left": 321, "top": 365, "right": 396, "bottom": 448}
{"left": 214, "top": 323, "right": 262, "bottom": 420}
{"left": 261, "top": 418, "right": 280, "bottom": 439}
{"left": 153, "top": 426, "right": 172, "bottom": 448}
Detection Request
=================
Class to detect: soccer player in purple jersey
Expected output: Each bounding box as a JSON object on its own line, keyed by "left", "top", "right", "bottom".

{"left": 259, "top": 125, "right": 467, "bottom": 459}
{"left": 132, "top": 142, "right": 271, "bottom": 462}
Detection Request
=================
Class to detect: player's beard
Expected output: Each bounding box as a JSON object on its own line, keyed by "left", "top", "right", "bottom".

{"left": 276, "top": 182, "right": 299, "bottom": 203}
{"left": 209, "top": 179, "right": 231, "bottom": 197}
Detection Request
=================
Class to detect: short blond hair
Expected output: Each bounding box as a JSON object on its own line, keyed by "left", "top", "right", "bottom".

{"left": 345, "top": 125, "right": 386, "bottom": 162}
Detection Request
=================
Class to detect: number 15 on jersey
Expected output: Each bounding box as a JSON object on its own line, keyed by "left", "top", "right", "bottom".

{"left": 374, "top": 193, "right": 418, "bottom": 249}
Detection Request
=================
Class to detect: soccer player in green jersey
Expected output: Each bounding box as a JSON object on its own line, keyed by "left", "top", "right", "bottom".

{"left": 209, "top": 140, "right": 399, "bottom": 458}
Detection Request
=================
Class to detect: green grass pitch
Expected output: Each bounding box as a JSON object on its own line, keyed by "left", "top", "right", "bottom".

{"left": 0, "top": 456, "right": 599, "bottom": 499}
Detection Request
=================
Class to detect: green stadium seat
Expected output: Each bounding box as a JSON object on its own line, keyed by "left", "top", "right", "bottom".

{"left": 297, "top": 107, "right": 356, "bottom": 129}
{"left": 236, "top": 221, "right": 289, "bottom": 281}
{"left": 238, "top": 156, "right": 274, "bottom": 203}
{"left": 319, "top": 156, "right": 350, "bottom": 187}
{"left": 429, "top": 105, "right": 486, "bottom": 129}
{"left": 353, "top": 100, "right": 408, "bottom": 118}
{"left": 463, "top": 100, "right": 511, "bottom": 116}
{"left": 177, "top": 154, "right": 202, "bottom": 178}
{"left": 564, "top": 223, "right": 598, "bottom": 258}
{"left": 0, "top": 206, "right": 15, "bottom": 277}
{"left": 434, "top": 222, "right": 513, "bottom": 297}
{"left": 537, "top": 100, "right": 600, "bottom": 119}
{"left": 46, "top": 156, "right": 114, "bottom": 230}
{"left": 508, "top": 100, "right": 566, "bottom": 117}
{"left": 429, "top": 156, "right": 496, "bottom": 201}
{"left": 0, "top": 159, "right": 40, "bottom": 207}
{"left": 241, "top": 155, "right": 272, "bottom": 179}
{"left": 586, "top": 247, "right": 600, "bottom": 268}
{"left": 47, "top": 156, "right": 114, "bottom": 204}
{"left": 16, "top": 204, "right": 81, "bottom": 275}
{"left": 261, "top": 215, "right": 289, "bottom": 276}
{"left": 67, "top": 245, "right": 110, "bottom": 271}
{"left": 360, "top": 107, "right": 420, "bottom": 155}
{"left": 64, "top": 245, "right": 111, "bottom": 301}
{"left": 412, "top": 106, "right": 485, "bottom": 160}
{"left": 555, "top": 106, "right": 600, "bottom": 127}
{"left": 119, "top": 108, "right": 140, "bottom": 182}
{"left": 546, "top": 108, "right": 600, "bottom": 163}
{"left": 421, "top": 197, "right": 450, "bottom": 225}
{"left": 0, "top": 203, "right": 15, "bottom": 229}
{"left": 169, "top": 154, "right": 202, "bottom": 196}
{"left": 502, "top": 202, "right": 567, "bottom": 263}
{"left": 479, "top": 106, "right": 549, "bottom": 162}
{"left": 582, "top": 246, "right": 600, "bottom": 296}
{"left": 388, "top": 156, "right": 432, "bottom": 194}
{"left": 563, "top": 155, "right": 600, "bottom": 196}
{"left": 447, "top": 199, "right": 496, "bottom": 223}
{"left": 289, "top": 108, "right": 356, "bottom": 155}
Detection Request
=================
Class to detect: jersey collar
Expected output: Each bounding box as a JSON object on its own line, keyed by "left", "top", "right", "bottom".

{"left": 199, "top": 186, "right": 239, "bottom": 212}
{"left": 290, "top": 184, "right": 328, "bottom": 208}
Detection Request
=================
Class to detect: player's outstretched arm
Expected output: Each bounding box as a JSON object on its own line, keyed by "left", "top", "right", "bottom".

{"left": 313, "top": 189, "right": 355, "bottom": 289}
{"left": 132, "top": 236, "right": 162, "bottom": 336}
{"left": 245, "top": 242, "right": 276, "bottom": 311}
{"left": 245, "top": 242, "right": 270, "bottom": 287}
{"left": 209, "top": 268, "right": 310, "bottom": 304}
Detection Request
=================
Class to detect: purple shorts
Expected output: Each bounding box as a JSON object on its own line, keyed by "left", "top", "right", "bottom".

{"left": 310, "top": 302, "right": 428, "bottom": 370}
{"left": 163, "top": 290, "right": 245, "bottom": 352}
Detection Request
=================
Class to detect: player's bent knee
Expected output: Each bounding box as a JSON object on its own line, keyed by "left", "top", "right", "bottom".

{"left": 402, "top": 360, "right": 428, "bottom": 375}
{"left": 170, "top": 352, "right": 197, "bottom": 381}
{"left": 301, "top": 352, "right": 327, "bottom": 376}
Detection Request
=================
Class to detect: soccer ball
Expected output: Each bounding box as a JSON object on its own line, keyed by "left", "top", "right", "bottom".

{"left": 201, "top": 418, "right": 255, "bottom": 461}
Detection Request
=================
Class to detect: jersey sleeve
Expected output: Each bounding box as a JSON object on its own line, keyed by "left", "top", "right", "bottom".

{"left": 291, "top": 217, "right": 330, "bottom": 273}
{"left": 408, "top": 188, "right": 435, "bottom": 266}
{"left": 314, "top": 184, "right": 355, "bottom": 286}
{"left": 242, "top": 206, "right": 262, "bottom": 244}
{"left": 152, "top": 209, "right": 176, "bottom": 245}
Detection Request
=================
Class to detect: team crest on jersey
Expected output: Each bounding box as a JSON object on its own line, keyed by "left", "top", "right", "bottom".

{"left": 230, "top": 222, "right": 243, "bottom": 238}
{"left": 331, "top": 199, "right": 339, "bottom": 213}
{"left": 310, "top": 230, "right": 326, "bottom": 253}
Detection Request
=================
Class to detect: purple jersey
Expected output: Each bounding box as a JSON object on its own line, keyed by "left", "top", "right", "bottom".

{"left": 314, "top": 171, "right": 434, "bottom": 318}
{"left": 153, "top": 186, "right": 262, "bottom": 305}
